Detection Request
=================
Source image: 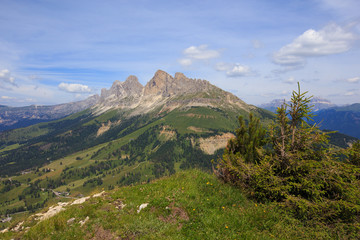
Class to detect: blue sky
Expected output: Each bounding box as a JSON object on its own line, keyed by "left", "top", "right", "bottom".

{"left": 0, "top": 0, "right": 359, "bottom": 106}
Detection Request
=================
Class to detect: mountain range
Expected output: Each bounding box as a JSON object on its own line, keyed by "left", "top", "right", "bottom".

{"left": 0, "top": 70, "right": 256, "bottom": 132}
{"left": 260, "top": 98, "right": 360, "bottom": 139}
{"left": 259, "top": 96, "right": 336, "bottom": 112}
{"left": 95, "top": 70, "right": 254, "bottom": 116}
{"left": 0, "top": 95, "right": 99, "bottom": 132}
{"left": 0, "top": 69, "right": 272, "bottom": 177}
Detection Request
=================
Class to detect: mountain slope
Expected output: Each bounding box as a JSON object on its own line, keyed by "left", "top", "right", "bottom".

{"left": 0, "top": 170, "right": 337, "bottom": 240}
{"left": 313, "top": 105, "right": 360, "bottom": 139}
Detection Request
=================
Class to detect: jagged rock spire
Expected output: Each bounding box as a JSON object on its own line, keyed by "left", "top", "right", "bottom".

{"left": 144, "top": 70, "right": 173, "bottom": 96}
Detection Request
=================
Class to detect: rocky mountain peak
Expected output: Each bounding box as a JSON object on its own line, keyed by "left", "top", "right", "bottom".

{"left": 100, "top": 75, "right": 144, "bottom": 104}
{"left": 93, "top": 70, "right": 252, "bottom": 115}
{"left": 154, "top": 69, "right": 172, "bottom": 80}
{"left": 124, "top": 75, "right": 141, "bottom": 85}
{"left": 143, "top": 70, "right": 214, "bottom": 97}
{"left": 123, "top": 75, "right": 143, "bottom": 95}
{"left": 144, "top": 70, "right": 173, "bottom": 96}
{"left": 174, "top": 72, "right": 186, "bottom": 80}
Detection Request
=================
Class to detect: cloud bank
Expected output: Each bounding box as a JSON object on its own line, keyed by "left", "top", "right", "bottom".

{"left": 58, "top": 83, "right": 91, "bottom": 93}
{"left": 273, "top": 23, "right": 356, "bottom": 67}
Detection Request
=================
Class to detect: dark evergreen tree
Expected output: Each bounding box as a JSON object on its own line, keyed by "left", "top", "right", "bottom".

{"left": 227, "top": 113, "right": 266, "bottom": 164}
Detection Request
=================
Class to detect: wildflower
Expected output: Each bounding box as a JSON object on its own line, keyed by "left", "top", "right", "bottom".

{"left": 255, "top": 204, "right": 257, "bottom": 207}
{"left": 222, "top": 206, "right": 225, "bottom": 209}
{"left": 225, "top": 226, "right": 228, "bottom": 229}
{"left": 193, "top": 208, "right": 195, "bottom": 211}
{"left": 206, "top": 182, "right": 210, "bottom": 185}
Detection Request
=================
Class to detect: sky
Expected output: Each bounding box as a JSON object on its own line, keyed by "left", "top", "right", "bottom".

{"left": 0, "top": 0, "right": 359, "bottom": 107}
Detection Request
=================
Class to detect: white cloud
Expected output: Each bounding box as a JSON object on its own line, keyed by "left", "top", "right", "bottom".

{"left": 226, "top": 64, "right": 251, "bottom": 77}
{"left": 179, "top": 45, "right": 220, "bottom": 66}
{"left": 215, "top": 62, "right": 251, "bottom": 77}
{"left": 58, "top": 82, "right": 91, "bottom": 93}
{"left": 346, "top": 77, "right": 360, "bottom": 83}
{"left": 183, "top": 45, "right": 220, "bottom": 60}
{"left": 273, "top": 23, "right": 356, "bottom": 67}
{"left": 0, "top": 69, "right": 16, "bottom": 86}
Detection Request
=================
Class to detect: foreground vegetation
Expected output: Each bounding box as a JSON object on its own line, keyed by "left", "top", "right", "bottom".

{"left": 216, "top": 84, "right": 360, "bottom": 237}
{"left": 0, "top": 169, "right": 344, "bottom": 239}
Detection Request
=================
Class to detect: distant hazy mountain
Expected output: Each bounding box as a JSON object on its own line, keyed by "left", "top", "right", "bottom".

{"left": 260, "top": 98, "right": 359, "bottom": 139}
{"left": 259, "top": 97, "right": 336, "bottom": 112}
{"left": 0, "top": 95, "right": 99, "bottom": 131}
{"left": 313, "top": 104, "right": 360, "bottom": 139}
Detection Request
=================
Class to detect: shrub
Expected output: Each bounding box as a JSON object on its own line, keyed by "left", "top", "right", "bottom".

{"left": 215, "top": 83, "right": 360, "bottom": 233}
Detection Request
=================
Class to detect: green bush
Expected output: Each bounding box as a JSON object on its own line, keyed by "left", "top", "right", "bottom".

{"left": 215, "top": 83, "right": 360, "bottom": 234}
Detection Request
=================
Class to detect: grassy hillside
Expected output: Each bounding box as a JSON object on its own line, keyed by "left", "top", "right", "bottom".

{"left": 1, "top": 170, "right": 337, "bottom": 240}
{"left": 0, "top": 105, "right": 255, "bottom": 217}
{"left": 0, "top": 105, "right": 270, "bottom": 177}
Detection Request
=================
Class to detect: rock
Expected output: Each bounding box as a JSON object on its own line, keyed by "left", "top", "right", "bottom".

{"left": 199, "top": 132, "right": 235, "bottom": 154}
{"left": 67, "top": 217, "right": 76, "bottom": 225}
{"left": 137, "top": 203, "right": 149, "bottom": 213}
{"left": 92, "top": 191, "right": 106, "bottom": 198}
{"left": 79, "top": 216, "right": 89, "bottom": 227}
{"left": 114, "top": 199, "right": 126, "bottom": 210}
{"left": 35, "top": 203, "right": 67, "bottom": 222}
{"left": 71, "top": 196, "right": 90, "bottom": 205}
{"left": 12, "top": 221, "right": 23, "bottom": 232}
